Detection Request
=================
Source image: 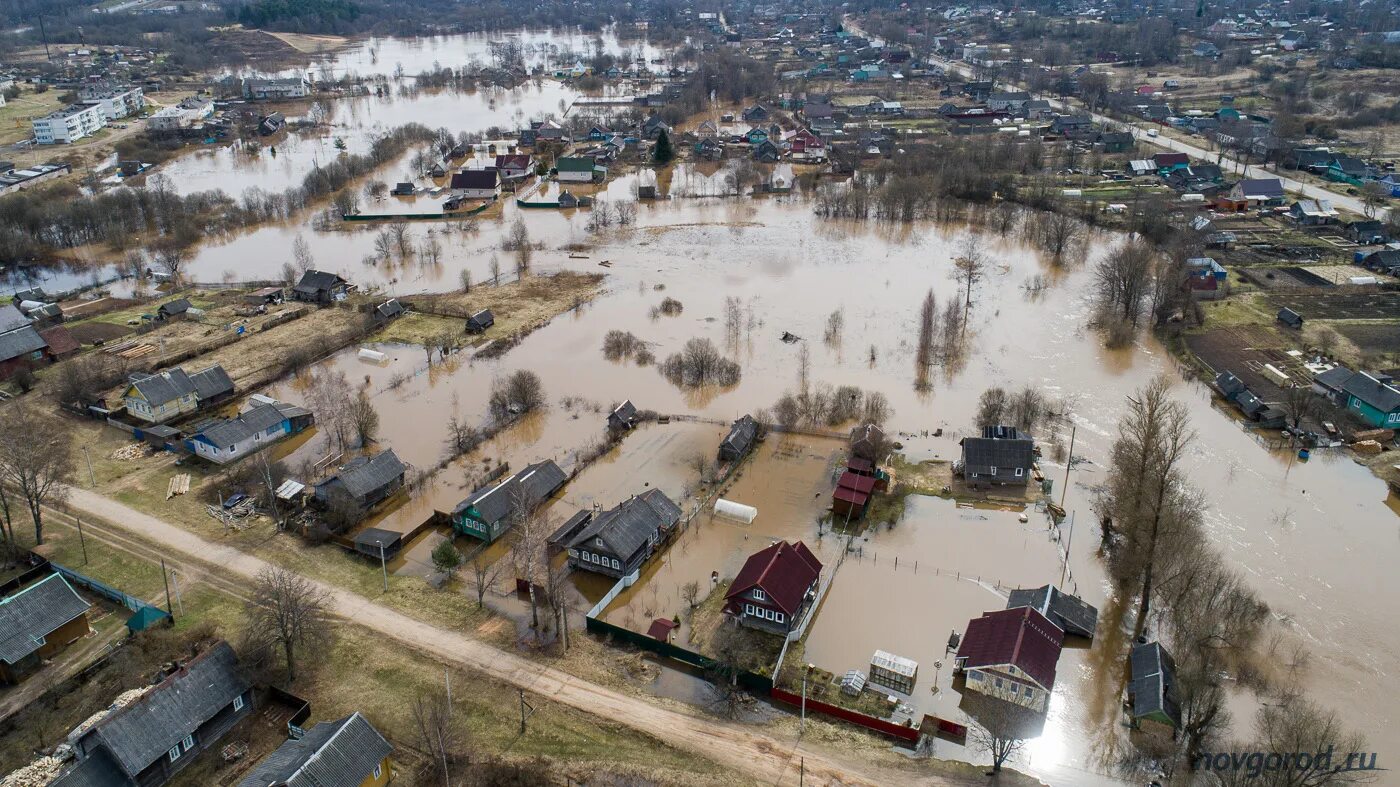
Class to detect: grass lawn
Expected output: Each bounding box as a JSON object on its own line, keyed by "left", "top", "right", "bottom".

{"left": 0, "top": 87, "right": 64, "bottom": 145}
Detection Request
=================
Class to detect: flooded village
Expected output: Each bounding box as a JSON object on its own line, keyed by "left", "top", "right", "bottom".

{"left": 0, "top": 4, "right": 1399, "bottom": 787}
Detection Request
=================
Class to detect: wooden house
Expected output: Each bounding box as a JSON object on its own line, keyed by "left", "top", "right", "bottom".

{"left": 1127, "top": 642, "right": 1180, "bottom": 734}
{"left": 57, "top": 642, "right": 253, "bottom": 786}
{"left": 954, "top": 607, "right": 1064, "bottom": 713}
{"left": 718, "top": 414, "right": 758, "bottom": 462}
{"left": 451, "top": 460, "right": 567, "bottom": 543}
{"left": 0, "top": 573, "right": 91, "bottom": 684}
{"left": 724, "top": 540, "right": 822, "bottom": 635}
{"left": 563, "top": 489, "right": 681, "bottom": 578}
{"left": 959, "top": 425, "right": 1034, "bottom": 486}
{"left": 292, "top": 270, "right": 349, "bottom": 305}
{"left": 238, "top": 712, "right": 393, "bottom": 787}
{"left": 184, "top": 398, "right": 313, "bottom": 465}
{"left": 465, "top": 309, "right": 494, "bottom": 334}
{"left": 314, "top": 450, "right": 406, "bottom": 513}
{"left": 607, "top": 399, "right": 638, "bottom": 431}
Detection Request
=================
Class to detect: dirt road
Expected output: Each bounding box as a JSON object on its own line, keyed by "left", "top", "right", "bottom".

{"left": 61, "top": 488, "right": 974, "bottom": 786}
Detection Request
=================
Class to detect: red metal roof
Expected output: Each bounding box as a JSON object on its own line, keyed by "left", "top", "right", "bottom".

{"left": 647, "top": 618, "right": 677, "bottom": 641}
{"left": 837, "top": 471, "right": 877, "bottom": 494}
{"left": 846, "top": 457, "right": 875, "bottom": 474}
{"left": 38, "top": 325, "right": 79, "bottom": 357}
{"left": 956, "top": 607, "right": 1064, "bottom": 691}
{"left": 832, "top": 486, "right": 869, "bottom": 505}
{"left": 725, "top": 540, "right": 822, "bottom": 617}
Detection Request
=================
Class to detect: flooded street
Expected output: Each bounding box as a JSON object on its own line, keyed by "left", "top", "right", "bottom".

{"left": 45, "top": 68, "right": 1400, "bottom": 778}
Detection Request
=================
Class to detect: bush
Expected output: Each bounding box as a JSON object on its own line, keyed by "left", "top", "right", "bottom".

{"left": 659, "top": 338, "right": 741, "bottom": 388}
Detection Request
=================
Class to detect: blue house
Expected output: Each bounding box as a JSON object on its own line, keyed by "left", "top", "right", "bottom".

{"left": 1342, "top": 372, "right": 1400, "bottom": 428}
{"left": 745, "top": 127, "right": 770, "bottom": 145}
{"left": 185, "top": 397, "right": 313, "bottom": 465}
{"left": 1185, "top": 257, "right": 1227, "bottom": 282}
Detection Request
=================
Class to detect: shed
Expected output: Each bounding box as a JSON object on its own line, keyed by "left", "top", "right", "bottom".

{"left": 353, "top": 527, "right": 404, "bottom": 559}
{"left": 869, "top": 650, "right": 918, "bottom": 694}
{"left": 718, "top": 414, "right": 758, "bottom": 461}
{"left": 1277, "top": 307, "right": 1304, "bottom": 329}
{"left": 607, "top": 399, "right": 638, "bottom": 430}
{"left": 465, "top": 309, "right": 494, "bottom": 334}
{"left": 646, "top": 618, "right": 677, "bottom": 643}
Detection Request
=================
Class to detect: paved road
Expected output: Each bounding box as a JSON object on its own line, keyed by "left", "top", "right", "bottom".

{"left": 62, "top": 488, "right": 969, "bottom": 786}
{"left": 917, "top": 49, "right": 1387, "bottom": 220}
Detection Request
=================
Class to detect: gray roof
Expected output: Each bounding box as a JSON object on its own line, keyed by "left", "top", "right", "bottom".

{"left": 453, "top": 460, "right": 566, "bottom": 525}
{"left": 238, "top": 712, "right": 392, "bottom": 787}
{"left": 721, "top": 415, "right": 758, "bottom": 457}
{"left": 318, "top": 450, "right": 406, "bottom": 501}
{"left": 294, "top": 270, "right": 347, "bottom": 295}
{"left": 0, "top": 573, "right": 90, "bottom": 665}
{"left": 960, "top": 425, "right": 1034, "bottom": 475}
{"left": 0, "top": 303, "right": 33, "bottom": 333}
{"left": 79, "top": 642, "right": 248, "bottom": 778}
{"left": 1005, "top": 584, "right": 1098, "bottom": 639}
{"left": 568, "top": 488, "right": 680, "bottom": 558}
{"left": 52, "top": 748, "right": 129, "bottom": 787}
{"left": 1313, "top": 365, "right": 1355, "bottom": 393}
{"left": 608, "top": 399, "right": 638, "bottom": 424}
{"left": 127, "top": 368, "right": 195, "bottom": 406}
{"left": 1238, "top": 178, "right": 1285, "bottom": 198}
{"left": 1129, "top": 641, "right": 1180, "bottom": 727}
{"left": 352, "top": 527, "right": 402, "bottom": 553}
{"left": 158, "top": 298, "right": 191, "bottom": 316}
{"left": 1214, "top": 371, "right": 1246, "bottom": 397}
{"left": 1342, "top": 372, "right": 1400, "bottom": 412}
{"left": 192, "top": 401, "right": 306, "bottom": 451}
{"left": 375, "top": 299, "right": 404, "bottom": 320}
{"left": 0, "top": 324, "right": 47, "bottom": 362}
{"left": 189, "top": 365, "right": 234, "bottom": 400}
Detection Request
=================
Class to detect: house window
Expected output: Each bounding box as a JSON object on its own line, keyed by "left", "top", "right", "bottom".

{"left": 1015, "top": 467, "right": 1024, "bottom": 477}
{"left": 1024, "top": 688, "right": 1035, "bottom": 703}
{"left": 168, "top": 746, "right": 182, "bottom": 762}
{"left": 994, "top": 677, "right": 1003, "bottom": 689}
{"left": 373, "top": 763, "right": 382, "bottom": 779}
{"left": 183, "top": 734, "right": 195, "bottom": 751}
{"left": 752, "top": 588, "right": 766, "bottom": 602}
{"left": 967, "top": 670, "right": 982, "bottom": 681}
{"left": 745, "top": 603, "right": 755, "bottom": 616}
{"left": 611, "top": 559, "right": 619, "bottom": 569}
{"left": 990, "top": 466, "right": 998, "bottom": 475}
{"left": 776, "top": 612, "right": 785, "bottom": 624}
{"left": 233, "top": 695, "right": 244, "bottom": 712}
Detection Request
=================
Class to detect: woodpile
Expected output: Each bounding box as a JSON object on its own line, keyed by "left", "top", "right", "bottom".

{"left": 1, "top": 756, "right": 64, "bottom": 787}
{"left": 110, "top": 443, "right": 146, "bottom": 461}
{"left": 166, "top": 474, "right": 190, "bottom": 500}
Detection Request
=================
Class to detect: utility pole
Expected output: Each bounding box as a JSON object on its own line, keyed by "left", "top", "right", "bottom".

{"left": 170, "top": 569, "right": 184, "bottom": 616}
{"left": 77, "top": 516, "right": 88, "bottom": 565}
{"left": 1059, "top": 424, "right": 1076, "bottom": 508}
{"left": 1059, "top": 511, "right": 1077, "bottom": 588}
{"left": 378, "top": 541, "right": 388, "bottom": 593}
{"left": 801, "top": 667, "right": 808, "bottom": 734}
{"left": 83, "top": 445, "right": 95, "bottom": 486}
{"left": 519, "top": 689, "right": 534, "bottom": 734}
{"left": 161, "top": 558, "right": 174, "bottom": 619}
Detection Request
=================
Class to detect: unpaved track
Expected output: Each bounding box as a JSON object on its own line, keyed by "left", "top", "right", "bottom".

{"left": 63, "top": 489, "right": 971, "bottom": 786}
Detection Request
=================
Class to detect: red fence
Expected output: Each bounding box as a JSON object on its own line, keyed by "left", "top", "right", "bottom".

{"left": 769, "top": 687, "right": 920, "bottom": 744}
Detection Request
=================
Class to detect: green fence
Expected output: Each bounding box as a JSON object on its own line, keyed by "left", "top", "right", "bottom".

{"left": 585, "top": 616, "right": 773, "bottom": 693}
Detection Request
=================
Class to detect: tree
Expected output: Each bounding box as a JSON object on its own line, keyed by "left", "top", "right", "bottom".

{"left": 292, "top": 234, "right": 315, "bottom": 274}
{"left": 966, "top": 695, "right": 1036, "bottom": 773}
{"left": 458, "top": 268, "right": 472, "bottom": 293}
{"left": 488, "top": 370, "right": 545, "bottom": 421}
{"left": 659, "top": 338, "right": 742, "bottom": 388}
{"left": 431, "top": 539, "right": 462, "bottom": 577}
{"left": 682, "top": 580, "right": 701, "bottom": 609}
{"left": 306, "top": 369, "right": 355, "bottom": 451}
{"left": 509, "top": 500, "right": 549, "bottom": 635}
{"left": 245, "top": 566, "right": 331, "bottom": 684}
{"left": 914, "top": 289, "right": 936, "bottom": 390}
{"left": 953, "top": 235, "right": 986, "bottom": 333}
{"left": 542, "top": 556, "right": 572, "bottom": 650}
{"left": 1362, "top": 181, "right": 1389, "bottom": 219}
{"left": 1095, "top": 238, "right": 1156, "bottom": 327}
{"left": 489, "top": 254, "right": 502, "bottom": 285}
{"left": 469, "top": 550, "right": 503, "bottom": 609}
{"left": 506, "top": 217, "right": 531, "bottom": 276}
{"left": 976, "top": 386, "right": 1009, "bottom": 428}
{"left": 350, "top": 389, "right": 380, "bottom": 447}
{"left": 653, "top": 129, "right": 675, "bottom": 164}
{"left": 1102, "top": 376, "right": 1197, "bottom": 642}
{"left": 411, "top": 690, "right": 463, "bottom": 786}
{"left": 420, "top": 232, "right": 443, "bottom": 266}
{"left": 0, "top": 408, "right": 74, "bottom": 546}
{"left": 1281, "top": 385, "right": 1322, "bottom": 432}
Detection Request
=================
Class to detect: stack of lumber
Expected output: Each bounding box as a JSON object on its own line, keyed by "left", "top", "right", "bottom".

{"left": 166, "top": 474, "right": 191, "bottom": 500}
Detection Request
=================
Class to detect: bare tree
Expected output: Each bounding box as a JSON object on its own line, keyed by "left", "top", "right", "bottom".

{"left": 488, "top": 370, "right": 545, "bottom": 421}
{"left": 1095, "top": 238, "right": 1156, "bottom": 328}
{"left": 292, "top": 234, "right": 315, "bottom": 274}
{"left": 458, "top": 268, "right": 472, "bottom": 293}
{"left": 389, "top": 223, "right": 414, "bottom": 258}
{"left": 824, "top": 308, "right": 845, "bottom": 347}
{"left": 1282, "top": 385, "right": 1322, "bottom": 432}
{"left": 488, "top": 254, "right": 501, "bottom": 285}
{"left": 411, "top": 690, "right": 464, "bottom": 786}
{"left": 420, "top": 231, "right": 443, "bottom": 266}
{"left": 0, "top": 408, "right": 74, "bottom": 545}
{"left": 469, "top": 550, "right": 503, "bottom": 609}
{"left": 953, "top": 235, "right": 987, "bottom": 332}
{"left": 543, "top": 556, "right": 572, "bottom": 650}
{"left": 349, "top": 389, "right": 379, "bottom": 447}
{"left": 245, "top": 566, "right": 332, "bottom": 683}
{"left": 976, "top": 386, "right": 1009, "bottom": 428}
{"left": 966, "top": 695, "right": 1037, "bottom": 774}
{"left": 682, "top": 580, "right": 701, "bottom": 609}
{"left": 509, "top": 503, "right": 549, "bottom": 634}
{"left": 659, "top": 338, "right": 742, "bottom": 388}
{"left": 306, "top": 369, "right": 355, "bottom": 450}
{"left": 915, "top": 289, "right": 936, "bottom": 390}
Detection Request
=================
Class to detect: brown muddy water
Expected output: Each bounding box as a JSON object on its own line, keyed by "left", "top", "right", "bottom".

{"left": 49, "top": 117, "right": 1400, "bottom": 782}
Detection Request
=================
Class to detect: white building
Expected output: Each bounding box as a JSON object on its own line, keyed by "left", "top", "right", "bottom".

{"left": 78, "top": 85, "right": 145, "bottom": 120}
{"left": 32, "top": 104, "right": 107, "bottom": 144}
{"left": 242, "top": 77, "right": 310, "bottom": 101}
{"left": 147, "top": 97, "right": 214, "bottom": 132}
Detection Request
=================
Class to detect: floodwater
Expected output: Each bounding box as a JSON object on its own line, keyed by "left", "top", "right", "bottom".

{"left": 38, "top": 52, "right": 1400, "bottom": 780}
{"left": 210, "top": 186, "right": 1400, "bottom": 782}
{"left": 232, "top": 28, "right": 677, "bottom": 82}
